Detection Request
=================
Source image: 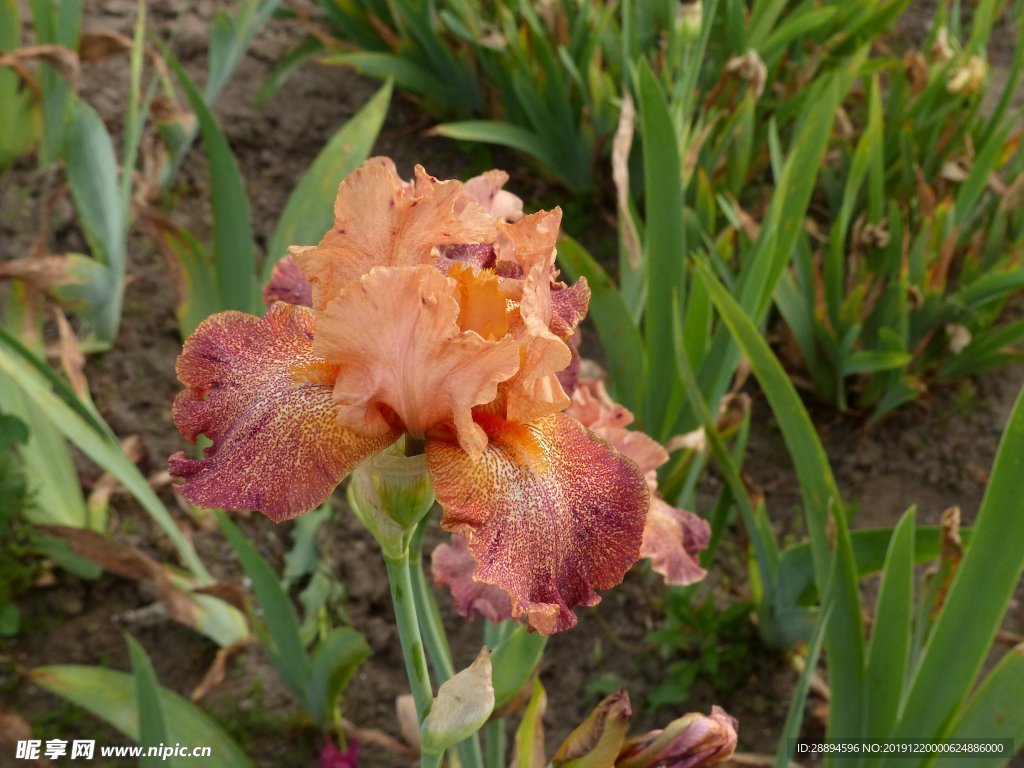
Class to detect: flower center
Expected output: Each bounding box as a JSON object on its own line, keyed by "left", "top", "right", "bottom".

{"left": 447, "top": 262, "right": 510, "bottom": 341}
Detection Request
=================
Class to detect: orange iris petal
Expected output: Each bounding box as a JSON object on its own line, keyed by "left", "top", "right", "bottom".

{"left": 426, "top": 412, "right": 649, "bottom": 635}
{"left": 169, "top": 303, "right": 398, "bottom": 521}
{"left": 293, "top": 158, "right": 498, "bottom": 311}
{"left": 313, "top": 265, "right": 521, "bottom": 457}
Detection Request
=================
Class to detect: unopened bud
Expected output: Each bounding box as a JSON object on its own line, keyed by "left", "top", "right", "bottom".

{"left": 420, "top": 648, "right": 494, "bottom": 756}
{"left": 617, "top": 706, "right": 738, "bottom": 768}
{"left": 931, "top": 27, "right": 955, "bottom": 63}
{"left": 552, "top": 689, "right": 632, "bottom": 766}
{"left": 948, "top": 56, "right": 987, "bottom": 95}
{"left": 676, "top": 1, "right": 703, "bottom": 45}
{"left": 348, "top": 438, "right": 434, "bottom": 558}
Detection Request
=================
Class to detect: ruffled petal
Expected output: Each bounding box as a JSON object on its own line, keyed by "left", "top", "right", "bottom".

{"left": 263, "top": 255, "right": 313, "bottom": 307}
{"left": 495, "top": 209, "right": 562, "bottom": 276}
{"left": 169, "top": 302, "right": 397, "bottom": 521}
{"left": 566, "top": 378, "right": 710, "bottom": 586}
{"left": 460, "top": 169, "right": 524, "bottom": 222}
{"left": 313, "top": 265, "right": 521, "bottom": 457}
{"left": 641, "top": 499, "right": 710, "bottom": 586}
{"left": 431, "top": 535, "right": 513, "bottom": 623}
{"left": 293, "top": 158, "right": 497, "bottom": 310}
{"left": 501, "top": 261, "right": 573, "bottom": 424}
{"left": 550, "top": 277, "right": 591, "bottom": 339}
{"left": 556, "top": 330, "right": 582, "bottom": 398}
{"left": 427, "top": 412, "right": 649, "bottom": 635}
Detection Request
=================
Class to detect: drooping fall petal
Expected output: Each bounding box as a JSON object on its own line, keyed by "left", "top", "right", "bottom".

{"left": 169, "top": 302, "right": 397, "bottom": 521}
{"left": 566, "top": 378, "right": 710, "bottom": 586}
{"left": 432, "top": 536, "right": 513, "bottom": 623}
{"left": 293, "top": 159, "right": 497, "bottom": 310}
{"left": 313, "top": 265, "right": 521, "bottom": 457}
{"left": 641, "top": 499, "right": 710, "bottom": 586}
{"left": 427, "top": 412, "right": 649, "bottom": 635}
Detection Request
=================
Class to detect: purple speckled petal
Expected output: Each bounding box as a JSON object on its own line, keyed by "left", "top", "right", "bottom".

{"left": 170, "top": 302, "right": 397, "bottom": 521}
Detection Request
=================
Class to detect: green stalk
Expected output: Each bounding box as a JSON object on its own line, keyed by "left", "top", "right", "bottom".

{"left": 483, "top": 719, "right": 507, "bottom": 768}
{"left": 383, "top": 554, "right": 434, "bottom": 721}
{"left": 407, "top": 519, "right": 485, "bottom": 768}
{"left": 481, "top": 619, "right": 514, "bottom": 767}
{"left": 409, "top": 520, "right": 455, "bottom": 680}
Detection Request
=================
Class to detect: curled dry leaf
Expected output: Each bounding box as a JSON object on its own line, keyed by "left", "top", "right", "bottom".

{"left": 925, "top": 506, "right": 964, "bottom": 620}
{"left": 904, "top": 50, "right": 930, "bottom": 93}
{"left": 88, "top": 434, "right": 146, "bottom": 512}
{"left": 0, "top": 44, "right": 80, "bottom": 93}
{"left": 190, "top": 638, "right": 251, "bottom": 702}
{"left": 38, "top": 525, "right": 200, "bottom": 631}
{"left": 51, "top": 307, "right": 91, "bottom": 402}
{"left": 612, "top": 90, "right": 642, "bottom": 269}
{"left": 0, "top": 255, "right": 78, "bottom": 292}
{"left": 78, "top": 30, "right": 134, "bottom": 62}
{"left": 724, "top": 50, "right": 767, "bottom": 98}
{"left": 192, "top": 582, "right": 250, "bottom": 613}
{"left": 340, "top": 717, "right": 417, "bottom": 757}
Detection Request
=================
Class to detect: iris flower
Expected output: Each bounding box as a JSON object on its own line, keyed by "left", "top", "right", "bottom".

{"left": 170, "top": 158, "right": 651, "bottom": 634}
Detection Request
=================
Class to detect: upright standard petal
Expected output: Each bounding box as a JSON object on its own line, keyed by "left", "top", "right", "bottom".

{"left": 169, "top": 302, "right": 397, "bottom": 521}
{"left": 294, "top": 159, "right": 497, "bottom": 310}
{"left": 460, "top": 169, "right": 524, "bottom": 222}
{"left": 314, "top": 265, "right": 521, "bottom": 457}
{"left": 427, "top": 412, "right": 649, "bottom": 635}
{"left": 501, "top": 262, "right": 573, "bottom": 424}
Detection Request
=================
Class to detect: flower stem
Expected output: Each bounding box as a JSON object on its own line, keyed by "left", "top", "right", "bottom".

{"left": 481, "top": 620, "right": 511, "bottom": 767}
{"left": 410, "top": 524, "right": 455, "bottom": 680}
{"left": 409, "top": 519, "right": 486, "bottom": 768}
{"left": 383, "top": 553, "right": 434, "bottom": 722}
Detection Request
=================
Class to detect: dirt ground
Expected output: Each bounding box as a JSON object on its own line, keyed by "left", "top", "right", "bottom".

{"left": 2, "top": 2, "right": 1023, "bottom": 767}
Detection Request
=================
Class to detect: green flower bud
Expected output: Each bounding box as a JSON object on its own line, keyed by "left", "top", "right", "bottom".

{"left": 348, "top": 438, "right": 435, "bottom": 558}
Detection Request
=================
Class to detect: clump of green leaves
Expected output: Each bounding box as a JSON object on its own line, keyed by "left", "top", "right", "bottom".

{"left": 0, "top": 412, "right": 33, "bottom": 636}
{"left": 646, "top": 592, "right": 756, "bottom": 710}
{"left": 777, "top": 2, "right": 1024, "bottom": 416}
{"left": 270, "top": 0, "right": 625, "bottom": 193}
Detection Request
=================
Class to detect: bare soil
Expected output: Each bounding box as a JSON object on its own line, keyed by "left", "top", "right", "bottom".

{"left": 1, "top": 3, "right": 1022, "bottom": 768}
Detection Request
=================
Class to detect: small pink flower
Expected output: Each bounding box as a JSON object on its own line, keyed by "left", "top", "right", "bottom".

{"left": 320, "top": 736, "right": 358, "bottom": 768}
